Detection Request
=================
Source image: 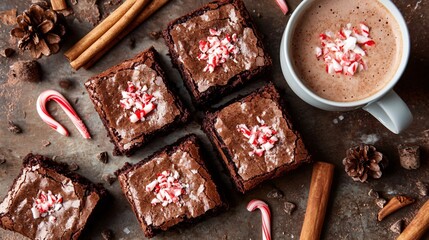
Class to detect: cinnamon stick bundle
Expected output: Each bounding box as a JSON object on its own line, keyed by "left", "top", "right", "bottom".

{"left": 83, "top": 0, "right": 170, "bottom": 69}
{"left": 300, "top": 162, "right": 335, "bottom": 240}
{"left": 65, "top": 0, "right": 170, "bottom": 70}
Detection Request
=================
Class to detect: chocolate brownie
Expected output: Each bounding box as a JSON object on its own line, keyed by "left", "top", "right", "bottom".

{"left": 203, "top": 83, "right": 311, "bottom": 193}
{"left": 163, "top": 0, "right": 272, "bottom": 106}
{"left": 0, "top": 153, "right": 106, "bottom": 239}
{"left": 85, "top": 47, "right": 189, "bottom": 156}
{"left": 115, "top": 135, "right": 224, "bottom": 238}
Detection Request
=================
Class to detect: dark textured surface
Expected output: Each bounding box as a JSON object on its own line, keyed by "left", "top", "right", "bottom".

{"left": 0, "top": 0, "right": 428, "bottom": 239}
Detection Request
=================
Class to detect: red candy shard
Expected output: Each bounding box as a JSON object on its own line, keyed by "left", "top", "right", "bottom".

{"left": 145, "top": 170, "right": 187, "bottom": 207}
{"left": 31, "top": 190, "right": 63, "bottom": 220}
{"left": 275, "top": 0, "right": 289, "bottom": 15}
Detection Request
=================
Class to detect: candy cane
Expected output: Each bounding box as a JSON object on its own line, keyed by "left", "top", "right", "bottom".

{"left": 36, "top": 90, "right": 91, "bottom": 139}
{"left": 275, "top": 0, "right": 289, "bottom": 15}
{"left": 247, "top": 199, "right": 271, "bottom": 240}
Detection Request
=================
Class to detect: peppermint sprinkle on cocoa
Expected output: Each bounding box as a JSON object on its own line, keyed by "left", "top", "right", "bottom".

{"left": 237, "top": 117, "right": 279, "bottom": 157}
{"left": 30, "top": 190, "right": 63, "bottom": 222}
{"left": 120, "top": 81, "right": 157, "bottom": 123}
{"left": 145, "top": 170, "right": 188, "bottom": 207}
{"left": 197, "top": 28, "right": 239, "bottom": 73}
{"left": 316, "top": 23, "right": 375, "bottom": 76}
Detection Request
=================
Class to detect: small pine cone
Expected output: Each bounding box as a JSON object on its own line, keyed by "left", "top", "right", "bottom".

{"left": 10, "top": 0, "right": 66, "bottom": 59}
{"left": 342, "top": 144, "right": 388, "bottom": 182}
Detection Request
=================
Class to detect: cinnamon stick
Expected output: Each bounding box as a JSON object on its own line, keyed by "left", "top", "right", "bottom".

{"left": 300, "top": 162, "right": 335, "bottom": 240}
{"left": 378, "top": 196, "right": 415, "bottom": 221}
{"left": 51, "top": 0, "right": 67, "bottom": 11}
{"left": 397, "top": 199, "right": 429, "bottom": 240}
{"left": 64, "top": 0, "right": 139, "bottom": 62}
{"left": 83, "top": 0, "right": 171, "bottom": 69}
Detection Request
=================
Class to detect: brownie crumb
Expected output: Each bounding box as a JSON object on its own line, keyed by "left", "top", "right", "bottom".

{"left": 1, "top": 48, "right": 15, "bottom": 58}
{"left": 0, "top": 158, "right": 6, "bottom": 165}
{"left": 101, "top": 229, "right": 114, "bottom": 240}
{"left": 390, "top": 219, "right": 403, "bottom": 234}
{"left": 59, "top": 79, "right": 74, "bottom": 90}
{"left": 283, "top": 201, "right": 296, "bottom": 215}
{"left": 68, "top": 162, "right": 79, "bottom": 171}
{"left": 149, "top": 31, "right": 161, "bottom": 40}
{"left": 368, "top": 189, "right": 379, "bottom": 198}
{"left": 8, "top": 60, "right": 42, "bottom": 83}
{"left": 8, "top": 121, "right": 22, "bottom": 134}
{"left": 267, "top": 189, "right": 284, "bottom": 199}
{"left": 375, "top": 198, "right": 387, "bottom": 209}
{"left": 42, "top": 140, "right": 51, "bottom": 147}
{"left": 416, "top": 181, "right": 428, "bottom": 196}
{"left": 128, "top": 37, "right": 136, "bottom": 49}
{"left": 102, "top": 173, "right": 117, "bottom": 185}
{"left": 97, "top": 152, "right": 109, "bottom": 164}
{"left": 398, "top": 145, "right": 420, "bottom": 170}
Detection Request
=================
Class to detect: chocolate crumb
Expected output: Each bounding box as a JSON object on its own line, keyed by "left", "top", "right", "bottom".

{"left": 375, "top": 198, "right": 387, "bottom": 209}
{"left": 368, "top": 189, "right": 379, "bottom": 198}
{"left": 1, "top": 48, "right": 15, "bottom": 58}
{"left": 52, "top": 155, "right": 58, "bottom": 160}
{"left": 68, "top": 162, "right": 79, "bottom": 171}
{"left": 8, "top": 60, "right": 42, "bottom": 83}
{"left": 97, "top": 151, "right": 109, "bottom": 164}
{"left": 390, "top": 219, "right": 403, "bottom": 234}
{"left": 416, "top": 181, "right": 428, "bottom": 196}
{"left": 102, "top": 173, "right": 117, "bottom": 185}
{"left": 149, "top": 31, "right": 161, "bottom": 40}
{"left": 267, "top": 189, "right": 284, "bottom": 199}
{"left": 42, "top": 140, "right": 51, "bottom": 147}
{"left": 8, "top": 121, "right": 22, "bottom": 134}
{"left": 128, "top": 37, "right": 136, "bottom": 49}
{"left": 283, "top": 201, "right": 296, "bottom": 215}
{"left": 75, "top": 98, "right": 79, "bottom": 104}
{"left": 398, "top": 144, "right": 420, "bottom": 170}
{"left": 0, "top": 158, "right": 6, "bottom": 165}
{"left": 101, "top": 229, "right": 114, "bottom": 240}
{"left": 59, "top": 79, "right": 73, "bottom": 90}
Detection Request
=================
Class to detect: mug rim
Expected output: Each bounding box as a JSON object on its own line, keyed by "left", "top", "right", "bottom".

{"left": 282, "top": 0, "right": 410, "bottom": 108}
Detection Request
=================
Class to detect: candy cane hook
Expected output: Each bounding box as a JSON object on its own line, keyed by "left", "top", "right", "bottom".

{"left": 247, "top": 199, "right": 271, "bottom": 240}
{"left": 36, "top": 90, "right": 91, "bottom": 139}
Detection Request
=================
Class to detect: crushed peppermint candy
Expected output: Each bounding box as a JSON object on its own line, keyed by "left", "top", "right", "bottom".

{"left": 120, "top": 81, "right": 157, "bottom": 123}
{"left": 236, "top": 116, "right": 279, "bottom": 157}
{"left": 197, "top": 28, "right": 239, "bottom": 73}
{"left": 316, "top": 23, "right": 375, "bottom": 76}
{"left": 30, "top": 190, "right": 63, "bottom": 222}
{"left": 145, "top": 170, "right": 188, "bottom": 207}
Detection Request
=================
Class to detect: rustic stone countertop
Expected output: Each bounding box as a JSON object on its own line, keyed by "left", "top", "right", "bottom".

{"left": 0, "top": 0, "right": 428, "bottom": 239}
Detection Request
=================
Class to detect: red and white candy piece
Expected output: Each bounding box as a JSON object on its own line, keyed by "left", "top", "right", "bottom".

{"left": 31, "top": 190, "right": 63, "bottom": 222}
{"left": 146, "top": 170, "right": 187, "bottom": 207}
{"left": 275, "top": 0, "right": 289, "bottom": 15}
{"left": 236, "top": 116, "right": 279, "bottom": 157}
{"left": 37, "top": 90, "right": 91, "bottom": 139}
{"left": 247, "top": 199, "right": 271, "bottom": 240}
{"left": 120, "top": 81, "right": 157, "bottom": 123}
{"left": 316, "top": 22, "right": 375, "bottom": 76}
{"left": 197, "top": 28, "right": 239, "bottom": 73}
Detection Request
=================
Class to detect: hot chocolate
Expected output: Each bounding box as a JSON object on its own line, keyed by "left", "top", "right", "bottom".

{"left": 291, "top": 0, "right": 402, "bottom": 102}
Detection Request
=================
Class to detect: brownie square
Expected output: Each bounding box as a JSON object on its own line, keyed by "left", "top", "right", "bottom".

{"left": 85, "top": 47, "right": 189, "bottom": 156}
{"left": 163, "top": 0, "right": 272, "bottom": 106}
{"left": 0, "top": 154, "right": 106, "bottom": 240}
{"left": 115, "top": 135, "right": 224, "bottom": 238}
{"left": 203, "top": 83, "right": 311, "bottom": 193}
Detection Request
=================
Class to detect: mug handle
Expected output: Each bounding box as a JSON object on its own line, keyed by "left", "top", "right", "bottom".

{"left": 363, "top": 90, "right": 413, "bottom": 134}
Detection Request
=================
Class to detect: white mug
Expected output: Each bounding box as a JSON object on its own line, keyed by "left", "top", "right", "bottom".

{"left": 280, "top": 0, "right": 412, "bottom": 134}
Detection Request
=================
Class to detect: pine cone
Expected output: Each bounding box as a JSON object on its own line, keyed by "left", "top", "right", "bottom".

{"left": 342, "top": 144, "right": 388, "bottom": 182}
{"left": 10, "top": 1, "right": 66, "bottom": 59}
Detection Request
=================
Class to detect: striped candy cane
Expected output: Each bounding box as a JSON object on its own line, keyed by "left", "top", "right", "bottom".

{"left": 36, "top": 90, "right": 91, "bottom": 139}
{"left": 247, "top": 199, "right": 271, "bottom": 240}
